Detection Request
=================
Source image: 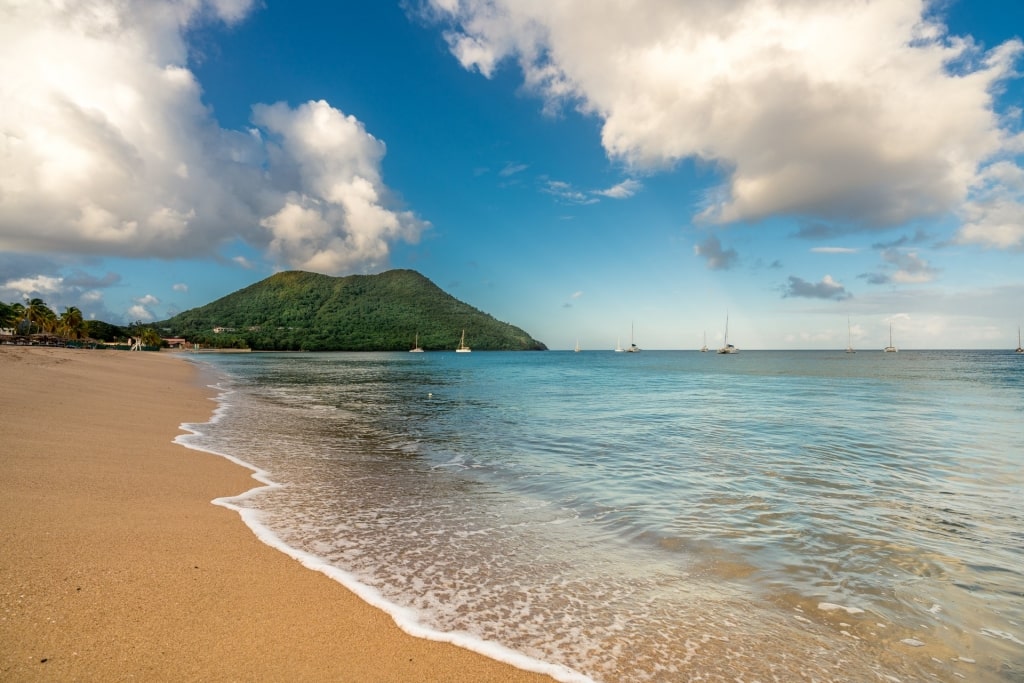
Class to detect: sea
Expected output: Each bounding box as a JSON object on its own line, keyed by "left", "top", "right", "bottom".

{"left": 177, "top": 349, "right": 1024, "bottom": 682}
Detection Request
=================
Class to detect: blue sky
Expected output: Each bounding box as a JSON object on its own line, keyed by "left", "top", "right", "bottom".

{"left": 2, "top": 0, "right": 1023, "bottom": 349}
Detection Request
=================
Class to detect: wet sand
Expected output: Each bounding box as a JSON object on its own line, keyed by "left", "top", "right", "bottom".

{"left": 0, "top": 346, "right": 552, "bottom": 682}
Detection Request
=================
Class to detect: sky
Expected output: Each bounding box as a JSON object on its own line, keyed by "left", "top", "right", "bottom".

{"left": 1, "top": 0, "right": 1023, "bottom": 350}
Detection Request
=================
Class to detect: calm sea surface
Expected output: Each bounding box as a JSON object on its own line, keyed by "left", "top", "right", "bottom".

{"left": 180, "top": 350, "right": 1023, "bottom": 682}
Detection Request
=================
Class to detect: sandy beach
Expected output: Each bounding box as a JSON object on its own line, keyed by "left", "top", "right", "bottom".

{"left": 0, "top": 346, "right": 552, "bottom": 682}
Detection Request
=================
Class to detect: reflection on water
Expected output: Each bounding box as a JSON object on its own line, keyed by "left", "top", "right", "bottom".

{"left": 186, "top": 350, "right": 1024, "bottom": 682}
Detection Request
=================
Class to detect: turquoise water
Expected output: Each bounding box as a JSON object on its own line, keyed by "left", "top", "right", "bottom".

{"left": 181, "top": 350, "right": 1024, "bottom": 682}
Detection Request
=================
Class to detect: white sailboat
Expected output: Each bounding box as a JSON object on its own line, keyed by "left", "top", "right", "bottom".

{"left": 883, "top": 323, "right": 898, "bottom": 353}
{"left": 1016, "top": 326, "right": 1023, "bottom": 354}
{"left": 456, "top": 329, "right": 471, "bottom": 353}
{"left": 700, "top": 331, "right": 708, "bottom": 353}
{"left": 717, "top": 314, "right": 737, "bottom": 354}
{"left": 614, "top": 337, "right": 624, "bottom": 352}
{"left": 409, "top": 332, "right": 424, "bottom": 352}
{"left": 626, "top": 322, "right": 640, "bottom": 352}
{"left": 574, "top": 338, "right": 581, "bottom": 352}
{"left": 845, "top": 317, "right": 855, "bottom": 354}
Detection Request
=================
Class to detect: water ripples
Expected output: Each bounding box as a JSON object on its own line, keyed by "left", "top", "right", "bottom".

{"left": 189, "top": 350, "right": 1024, "bottom": 682}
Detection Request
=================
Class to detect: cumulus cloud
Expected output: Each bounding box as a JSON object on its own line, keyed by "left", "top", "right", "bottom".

{"left": 955, "top": 160, "right": 1024, "bottom": 249}
{"left": 127, "top": 304, "right": 156, "bottom": 322}
{"left": 784, "top": 274, "right": 850, "bottom": 300}
{"left": 0, "top": 1, "right": 426, "bottom": 274}
{"left": 0, "top": 255, "right": 127, "bottom": 320}
{"left": 125, "top": 294, "right": 161, "bottom": 321}
{"left": 3, "top": 275, "right": 64, "bottom": 296}
{"left": 426, "top": 0, "right": 1024, "bottom": 238}
{"left": 693, "top": 235, "right": 738, "bottom": 270}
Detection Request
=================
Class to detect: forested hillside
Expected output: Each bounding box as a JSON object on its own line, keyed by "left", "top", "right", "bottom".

{"left": 157, "top": 269, "right": 547, "bottom": 351}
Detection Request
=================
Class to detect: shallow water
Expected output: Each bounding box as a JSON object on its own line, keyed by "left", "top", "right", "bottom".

{"left": 181, "top": 350, "right": 1024, "bottom": 682}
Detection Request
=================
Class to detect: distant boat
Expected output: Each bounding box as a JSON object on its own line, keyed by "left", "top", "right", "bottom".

{"left": 456, "top": 329, "right": 471, "bottom": 353}
{"left": 717, "top": 314, "right": 737, "bottom": 354}
{"left": 1016, "top": 326, "right": 1023, "bottom": 354}
{"left": 845, "top": 317, "right": 855, "bottom": 354}
{"left": 409, "top": 332, "right": 424, "bottom": 353}
{"left": 626, "top": 323, "right": 640, "bottom": 352}
{"left": 700, "top": 331, "right": 708, "bottom": 353}
{"left": 883, "top": 323, "right": 898, "bottom": 353}
{"left": 614, "top": 337, "right": 624, "bottom": 352}
{"left": 574, "top": 338, "right": 581, "bottom": 353}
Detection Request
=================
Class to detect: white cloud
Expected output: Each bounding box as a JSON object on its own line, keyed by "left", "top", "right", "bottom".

{"left": 127, "top": 304, "right": 155, "bottom": 321}
{"left": 172, "top": 282, "right": 188, "bottom": 292}
{"left": 253, "top": 100, "right": 429, "bottom": 272}
{"left": 134, "top": 294, "right": 160, "bottom": 306}
{"left": 3, "top": 275, "right": 64, "bottom": 295}
{"left": 500, "top": 162, "right": 529, "bottom": 177}
{"left": 543, "top": 180, "right": 598, "bottom": 205}
{"left": 955, "top": 161, "right": 1024, "bottom": 249}
{"left": 811, "top": 247, "right": 859, "bottom": 254}
{"left": 0, "top": 1, "right": 426, "bottom": 273}
{"left": 595, "top": 179, "right": 641, "bottom": 199}
{"left": 429, "top": 0, "right": 1024, "bottom": 236}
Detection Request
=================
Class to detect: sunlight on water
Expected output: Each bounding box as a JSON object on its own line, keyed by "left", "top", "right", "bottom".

{"left": 185, "top": 350, "right": 1024, "bottom": 682}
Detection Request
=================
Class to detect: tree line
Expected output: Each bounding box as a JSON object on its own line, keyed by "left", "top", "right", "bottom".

{"left": 0, "top": 298, "right": 162, "bottom": 346}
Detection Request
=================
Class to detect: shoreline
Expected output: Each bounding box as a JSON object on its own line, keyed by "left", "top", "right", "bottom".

{"left": 0, "top": 347, "right": 553, "bottom": 682}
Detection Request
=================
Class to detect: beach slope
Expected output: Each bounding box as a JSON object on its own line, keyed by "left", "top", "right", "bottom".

{"left": 0, "top": 347, "right": 551, "bottom": 682}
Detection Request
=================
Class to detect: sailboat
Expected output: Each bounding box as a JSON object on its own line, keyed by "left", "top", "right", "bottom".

{"left": 574, "top": 339, "right": 581, "bottom": 353}
{"left": 700, "top": 331, "right": 708, "bottom": 353}
{"left": 717, "top": 314, "right": 737, "bottom": 354}
{"left": 614, "top": 337, "right": 624, "bottom": 352}
{"left": 626, "top": 322, "right": 640, "bottom": 352}
{"left": 845, "top": 317, "right": 855, "bottom": 353}
{"left": 1016, "top": 326, "right": 1023, "bottom": 354}
{"left": 409, "top": 332, "right": 424, "bottom": 353}
{"left": 456, "top": 329, "right": 471, "bottom": 353}
{"left": 883, "top": 323, "right": 898, "bottom": 353}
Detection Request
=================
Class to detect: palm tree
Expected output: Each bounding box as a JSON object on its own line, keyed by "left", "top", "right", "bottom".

{"left": 58, "top": 306, "right": 87, "bottom": 340}
{"left": 9, "top": 302, "right": 25, "bottom": 334}
{"left": 17, "top": 298, "right": 45, "bottom": 335}
{"left": 140, "top": 327, "right": 162, "bottom": 348}
{"left": 37, "top": 305, "right": 57, "bottom": 335}
{"left": 0, "top": 301, "right": 15, "bottom": 332}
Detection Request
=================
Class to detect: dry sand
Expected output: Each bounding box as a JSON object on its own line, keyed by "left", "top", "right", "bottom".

{"left": 0, "top": 346, "right": 553, "bottom": 682}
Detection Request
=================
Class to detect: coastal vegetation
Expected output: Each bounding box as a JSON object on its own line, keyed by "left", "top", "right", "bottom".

{"left": 0, "top": 299, "right": 160, "bottom": 347}
{"left": 1, "top": 299, "right": 89, "bottom": 340}
{"left": 155, "top": 269, "right": 547, "bottom": 351}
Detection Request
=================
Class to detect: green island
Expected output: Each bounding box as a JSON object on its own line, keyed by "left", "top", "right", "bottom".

{"left": 156, "top": 269, "right": 547, "bottom": 351}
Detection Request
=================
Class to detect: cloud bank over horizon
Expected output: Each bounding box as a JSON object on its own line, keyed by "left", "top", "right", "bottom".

{"left": 426, "top": 0, "right": 1024, "bottom": 246}
{"left": 0, "top": 0, "right": 426, "bottom": 274}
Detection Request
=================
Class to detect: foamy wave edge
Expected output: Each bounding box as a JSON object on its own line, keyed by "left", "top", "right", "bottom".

{"left": 174, "top": 382, "right": 595, "bottom": 683}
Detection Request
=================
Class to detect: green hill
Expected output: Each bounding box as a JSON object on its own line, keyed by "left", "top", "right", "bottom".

{"left": 156, "top": 269, "right": 547, "bottom": 351}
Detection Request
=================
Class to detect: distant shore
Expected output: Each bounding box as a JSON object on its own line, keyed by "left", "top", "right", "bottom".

{"left": 0, "top": 347, "right": 551, "bottom": 682}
